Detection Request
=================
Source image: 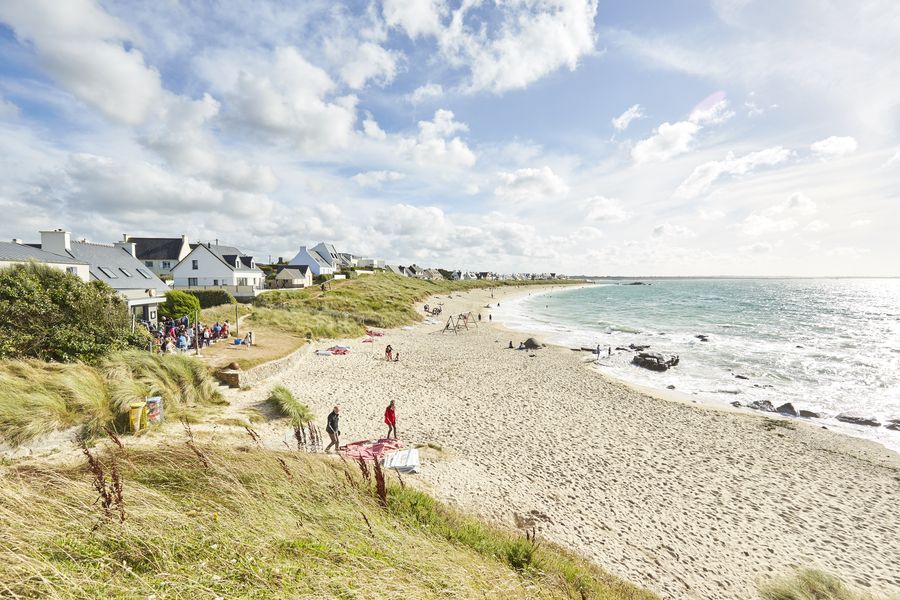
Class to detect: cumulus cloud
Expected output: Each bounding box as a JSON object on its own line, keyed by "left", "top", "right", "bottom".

{"left": 850, "top": 219, "right": 872, "bottom": 228}
{"left": 632, "top": 94, "right": 735, "bottom": 164}
{"left": 374, "top": 203, "right": 447, "bottom": 236}
{"left": 495, "top": 166, "right": 569, "bottom": 202}
{"left": 352, "top": 170, "right": 405, "bottom": 187}
{"left": 0, "top": 0, "right": 164, "bottom": 125}
{"left": 740, "top": 241, "right": 773, "bottom": 255}
{"left": 740, "top": 192, "right": 817, "bottom": 236}
{"left": 404, "top": 109, "right": 476, "bottom": 168}
{"left": 362, "top": 114, "right": 387, "bottom": 140}
{"left": 333, "top": 41, "right": 401, "bottom": 89}
{"left": 674, "top": 146, "right": 792, "bottom": 198}
{"left": 408, "top": 83, "right": 443, "bottom": 104}
{"left": 611, "top": 104, "right": 644, "bottom": 131}
{"left": 803, "top": 219, "right": 830, "bottom": 232}
{"left": 810, "top": 136, "right": 858, "bottom": 158}
{"left": 652, "top": 222, "right": 696, "bottom": 239}
{"left": 381, "top": 0, "right": 445, "bottom": 38}
{"left": 584, "top": 196, "right": 629, "bottom": 222}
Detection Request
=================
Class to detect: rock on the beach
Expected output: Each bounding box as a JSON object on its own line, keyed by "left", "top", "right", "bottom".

{"left": 730, "top": 401, "right": 742, "bottom": 408}
{"left": 748, "top": 400, "right": 775, "bottom": 412}
{"left": 799, "top": 410, "right": 821, "bottom": 419}
{"left": 666, "top": 384, "right": 676, "bottom": 390}
{"left": 885, "top": 419, "right": 900, "bottom": 431}
{"left": 628, "top": 343, "right": 651, "bottom": 351}
{"left": 524, "top": 337, "right": 543, "bottom": 350}
{"left": 695, "top": 334, "right": 709, "bottom": 342}
{"left": 631, "top": 352, "right": 679, "bottom": 372}
{"left": 776, "top": 403, "right": 798, "bottom": 417}
{"left": 734, "top": 374, "right": 750, "bottom": 380}
{"left": 836, "top": 413, "right": 881, "bottom": 427}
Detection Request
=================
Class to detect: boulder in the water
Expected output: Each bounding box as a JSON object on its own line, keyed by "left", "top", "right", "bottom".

{"left": 776, "top": 403, "right": 798, "bottom": 417}
{"left": 836, "top": 413, "right": 880, "bottom": 427}
{"left": 730, "top": 401, "right": 742, "bottom": 408}
{"left": 885, "top": 419, "right": 900, "bottom": 432}
{"left": 734, "top": 374, "right": 750, "bottom": 380}
{"left": 631, "top": 352, "right": 679, "bottom": 372}
{"left": 799, "top": 410, "right": 821, "bottom": 419}
{"left": 748, "top": 400, "right": 775, "bottom": 412}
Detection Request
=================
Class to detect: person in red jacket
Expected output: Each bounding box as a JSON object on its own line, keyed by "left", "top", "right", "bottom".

{"left": 384, "top": 400, "right": 397, "bottom": 440}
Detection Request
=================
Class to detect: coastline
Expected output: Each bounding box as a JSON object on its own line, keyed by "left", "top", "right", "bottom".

{"left": 224, "top": 283, "right": 900, "bottom": 600}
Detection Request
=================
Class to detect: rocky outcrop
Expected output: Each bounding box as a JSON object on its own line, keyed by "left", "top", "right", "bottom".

{"left": 775, "top": 403, "right": 798, "bottom": 416}
{"left": 885, "top": 419, "right": 900, "bottom": 431}
{"left": 631, "top": 352, "right": 679, "bottom": 372}
{"left": 799, "top": 410, "right": 821, "bottom": 419}
{"left": 748, "top": 400, "right": 775, "bottom": 412}
{"left": 628, "top": 344, "right": 651, "bottom": 351}
{"left": 836, "top": 413, "right": 880, "bottom": 427}
{"left": 695, "top": 334, "right": 709, "bottom": 342}
{"left": 523, "top": 337, "right": 543, "bottom": 350}
{"left": 734, "top": 374, "right": 749, "bottom": 380}
{"left": 730, "top": 401, "right": 742, "bottom": 408}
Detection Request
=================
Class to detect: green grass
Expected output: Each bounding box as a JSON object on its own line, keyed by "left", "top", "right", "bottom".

{"left": 251, "top": 273, "right": 578, "bottom": 339}
{"left": 0, "top": 352, "right": 225, "bottom": 446}
{"left": 0, "top": 443, "right": 656, "bottom": 599}
{"left": 266, "top": 385, "right": 315, "bottom": 426}
{"left": 760, "top": 568, "right": 897, "bottom": 600}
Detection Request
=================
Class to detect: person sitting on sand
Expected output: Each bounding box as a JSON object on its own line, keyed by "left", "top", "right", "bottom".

{"left": 517, "top": 342, "right": 526, "bottom": 350}
{"left": 325, "top": 405, "right": 341, "bottom": 453}
{"left": 384, "top": 400, "right": 397, "bottom": 439}
{"left": 508, "top": 341, "right": 514, "bottom": 349}
{"left": 385, "top": 344, "right": 393, "bottom": 361}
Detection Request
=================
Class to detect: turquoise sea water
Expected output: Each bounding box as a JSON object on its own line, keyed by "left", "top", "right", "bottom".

{"left": 494, "top": 279, "right": 900, "bottom": 452}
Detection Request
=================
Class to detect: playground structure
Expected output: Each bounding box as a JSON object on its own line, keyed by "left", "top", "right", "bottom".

{"left": 442, "top": 311, "right": 478, "bottom": 334}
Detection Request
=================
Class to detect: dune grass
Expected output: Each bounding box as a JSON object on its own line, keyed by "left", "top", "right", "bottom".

{"left": 251, "top": 273, "right": 577, "bottom": 340}
{"left": 0, "top": 352, "right": 225, "bottom": 447}
{"left": 760, "top": 569, "right": 897, "bottom": 600}
{"left": 266, "top": 384, "right": 314, "bottom": 426}
{"left": 0, "top": 443, "right": 656, "bottom": 599}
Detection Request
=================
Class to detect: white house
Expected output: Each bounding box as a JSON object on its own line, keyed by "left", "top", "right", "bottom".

{"left": 385, "top": 264, "right": 407, "bottom": 277}
{"left": 357, "top": 258, "right": 385, "bottom": 269}
{"left": 36, "top": 230, "right": 168, "bottom": 323}
{"left": 273, "top": 266, "right": 313, "bottom": 289}
{"left": 0, "top": 240, "right": 90, "bottom": 281}
{"left": 125, "top": 234, "right": 191, "bottom": 277}
{"left": 172, "top": 242, "right": 265, "bottom": 298}
{"left": 288, "top": 246, "right": 335, "bottom": 276}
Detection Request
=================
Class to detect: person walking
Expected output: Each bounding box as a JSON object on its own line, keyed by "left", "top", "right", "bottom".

{"left": 384, "top": 400, "right": 397, "bottom": 440}
{"left": 385, "top": 344, "right": 393, "bottom": 361}
{"left": 325, "top": 405, "right": 341, "bottom": 453}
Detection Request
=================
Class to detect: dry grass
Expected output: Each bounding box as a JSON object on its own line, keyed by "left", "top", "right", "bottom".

{"left": 760, "top": 569, "right": 898, "bottom": 600}
{"left": 0, "top": 443, "right": 657, "bottom": 599}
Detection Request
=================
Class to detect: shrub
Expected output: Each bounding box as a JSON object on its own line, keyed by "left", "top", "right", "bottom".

{"left": 158, "top": 290, "right": 201, "bottom": 320}
{"left": 266, "top": 385, "right": 314, "bottom": 426}
{"left": 0, "top": 262, "right": 148, "bottom": 363}
{"left": 760, "top": 569, "right": 880, "bottom": 600}
{"left": 181, "top": 289, "right": 236, "bottom": 309}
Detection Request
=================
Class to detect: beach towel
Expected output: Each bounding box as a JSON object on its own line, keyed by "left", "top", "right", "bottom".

{"left": 362, "top": 337, "right": 374, "bottom": 343}
{"left": 341, "top": 438, "right": 403, "bottom": 460}
{"left": 327, "top": 345, "right": 350, "bottom": 355}
{"left": 366, "top": 329, "right": 385, "bottom": 337}
{"left": 315, "top": 350, "right": 333, "bottom": 356}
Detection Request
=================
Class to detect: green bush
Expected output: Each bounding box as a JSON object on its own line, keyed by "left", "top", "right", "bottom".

{"left": 181, "top": 289, "right": 236, "bottom": 309}
{"left": 159, "top": 290, "right": 201, "bottom": 320}
{"left": 0, "top": 262, "right": 148, "bottom": 363}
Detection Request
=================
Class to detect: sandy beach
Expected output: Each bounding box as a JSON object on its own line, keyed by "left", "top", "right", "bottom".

{"left": 226, "top": 285, "right": 900, "bottom": 600}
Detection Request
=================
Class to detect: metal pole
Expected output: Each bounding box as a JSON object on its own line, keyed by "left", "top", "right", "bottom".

{"left": 235, "top": 302, "right": 239, "bottom": 336}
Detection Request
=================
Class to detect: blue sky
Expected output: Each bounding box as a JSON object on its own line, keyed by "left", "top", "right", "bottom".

{"left": 0, "top": 0, "right": 897, "bottom": 275}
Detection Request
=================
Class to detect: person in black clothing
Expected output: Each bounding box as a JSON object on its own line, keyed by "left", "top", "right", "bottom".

{"left": 325, "top": 405, "right": 341, "bottom": 453}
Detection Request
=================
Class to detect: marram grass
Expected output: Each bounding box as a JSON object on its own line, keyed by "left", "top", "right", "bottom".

{"left": 266, "top": 384, "right": 315, "bottom": 426}
{"left": 0, "top": 443, "right": 658, "bottom": 599}
{"left": 760, "top": 568, "right": 898, "bottom": 600}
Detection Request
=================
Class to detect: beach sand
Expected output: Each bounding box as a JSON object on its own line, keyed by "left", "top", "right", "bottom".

{"left": 227, "top": 285, "right": 900, "bottom": 600}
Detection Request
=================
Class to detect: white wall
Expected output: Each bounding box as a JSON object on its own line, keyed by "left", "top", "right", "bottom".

{"left": 0, "top": 260, "right": 90, "bottom": 281}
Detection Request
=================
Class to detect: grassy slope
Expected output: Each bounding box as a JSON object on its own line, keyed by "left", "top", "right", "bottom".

{"left": 0, "top": 443, "right": 656, "bottom": 600}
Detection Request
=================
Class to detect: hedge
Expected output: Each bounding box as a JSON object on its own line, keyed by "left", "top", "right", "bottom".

{"left": 181, "top": 289, "right": 236, "bottom": 308}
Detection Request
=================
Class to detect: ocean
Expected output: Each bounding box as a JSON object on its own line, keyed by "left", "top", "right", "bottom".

{"left": 494, "top": 279, "right": 900, "bottom": 452}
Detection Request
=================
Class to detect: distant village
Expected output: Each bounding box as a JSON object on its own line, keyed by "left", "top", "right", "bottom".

{"left": 0, "top": 230, "right": 568, "bottom": 324}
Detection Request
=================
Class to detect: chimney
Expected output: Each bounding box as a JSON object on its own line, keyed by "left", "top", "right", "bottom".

{"left": 122, "top": 233, "right": 128, "bottom": 241}
{"left": 40, "top": 229, "right": 71, "bottom": 255}
{"left": 114, "top": 241, "right": 137, "bottom": 257}
{"left": 11, "top": 238, "right": 22, "bottom": 244}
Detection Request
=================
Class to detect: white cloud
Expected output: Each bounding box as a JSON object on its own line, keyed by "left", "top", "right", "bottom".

{"left": 495, "top": 166, "right": 569, "bottom": 202}
{"left": 810, "top": 136, "right": 858, "bottom": 158}
{"left": 0, "top": 96, "right": 20, "bottom": 118}
{"left": 362, "top": 115, "right": 387, "bottom": 140}
{"left": 885, "top": 148, "right": 900, "bottom": 165}
{"left": 0, "top": 0, "right": 164, "bottom": 125}
{"left": 652, "top": 222, "right": 696, "bottom": 239}
{"left": 803, "top": 219, "right": 830, "bottom": 233}
{"left": 740, "top": 241, "right": 773, "bottom": 255}
{"left": 584, "top": 196, "right": 629, "bottom": 223}
{"left": 611, "top": 104, "right": 644, "bottom": 131}
{"left": 674, "top": 146, "right": 792, "bottom": 198}
{"left": 740, "top": 192, "right": 817, "bottom": 236}
{"left": 352, "top": 170, "right": 405, "bottom": 187}
{"left": 740, "top": 213, "right": 797, "bottom": 237}
{"left": 632, "top": 120, "right": 699, "bottom": 163}
{"left": 381, "top": 0, "right": 445, "bottom": 38}
{"left": 698, "top": 208, "right": 726, "bottom": 220}
{"left": 850, "top": 219, "right": 872, "bottom": 228}
{"left": 783, "top": 192, "right": 817, "bottom": 215}
{"left": 335, "top": 41, "right": 401, "bottom": 89}
{"left": 408, "top": 83, "right": 443, "bottom": 104}
{"left": 404, "top": 109, "right": 476, "bottom": 168}
{"left": 688, "top": 96, "right": 735, "bottom": 125}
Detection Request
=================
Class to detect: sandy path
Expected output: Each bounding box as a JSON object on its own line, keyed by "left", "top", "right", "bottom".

{"left": 225, "top": 286, "right": 900, "bottom": 600}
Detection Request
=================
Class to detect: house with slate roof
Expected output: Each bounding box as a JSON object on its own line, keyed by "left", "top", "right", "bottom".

{"left": 124, "top": 234, "right": 191, "bottom": 277}
{"left": 171, "top": 242, "right": 265, "bottom": 298}
{"left": 0, "top": 240, "right": 90, "bottom": 281}
{"left": 36, "top": 230, "right": 169, "bottom": 323}
{"left": 273, "top": 265, "right": 312, "bottom": 289}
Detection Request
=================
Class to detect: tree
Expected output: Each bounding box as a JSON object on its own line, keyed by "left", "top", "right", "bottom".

{"left": 0, "top": 262, "right": 149, "bottom": 363}
{"left": 158, "top": 290, "right": 201, "bottom": 321}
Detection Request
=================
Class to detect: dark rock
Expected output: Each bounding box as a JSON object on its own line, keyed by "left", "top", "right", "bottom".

{"left": 627, "top": 282, "right": 646, "bottom": 285}
{"left": 631, "top": 352, "right": 679, "bottom": 372}
{"left": 730, "top": 401, "right": 742, "bottom": 408}
{"left": 799, "top": 410, "right": 820, "bottom": 419}
{"left": 734, "top": 374, "right": 750, "bottom": 380}
{"left": 615, "top": 346, "right": 629, "bottom": 351}
{"left": 795, "top": 345, "right": 804, "bottom": 348}
{"left": 628, "top": 343, "right": 651, "bottom": 351}
{"left": 523, "top": 337, "right": 542, "bottom": 350}
{"left": 580, "top": 346, "right": 596, "bottom": 353}
{"left": 836, "top": 413, "right": 880, "bottom": 427}
{"left": 884, "top": 419, "right": 900, "bottom": 431}
{"left": 748, "top": 400, "right": 775, "bottom": 412}
{"left": 776, "top": 403, "right": 798, "bottom": 417}
{"left": 695, "top": 334, "right": 709, "bottom": 342}
{"left": 666, "top": 385, "right": 676, "bottom": 390}
{"left": 227, "top": 362, "right": 241, "bottom": 371}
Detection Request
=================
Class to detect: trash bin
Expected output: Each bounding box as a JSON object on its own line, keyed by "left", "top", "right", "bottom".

{"left": 129, "top": 402, "right": 148, "bottom": 433}
{"left": 146, "top": 396, "right": 163, "bottom": 423}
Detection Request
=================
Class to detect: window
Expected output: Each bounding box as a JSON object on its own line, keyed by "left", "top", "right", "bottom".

{"left": 66, "top": 267, "right": 78, "bottom": 275}
{"left": 188, "top": 277, "right": 198, "bottom": 286}
{"left": 144, "top": 261, "right": 153, "bottom": 267}
{"left": 119, "top": 267, "right": 132, "bottom": 277}
{"left": 192, "top": 259, "right": 198, "bottom": 270}
{"left": 98, "top": 266, "right": 118, "bottom": 278}
{"left": 237, "top": 277, "right": 248, "bottom": 286}
{"left": 213, "top": 279, "right": 219, "bottom": 286}
{"left": 136, "top": 268, "right": 152, "bottom": 279}
{"left": 161, "top": 261, "right": 171, "bottom": 269}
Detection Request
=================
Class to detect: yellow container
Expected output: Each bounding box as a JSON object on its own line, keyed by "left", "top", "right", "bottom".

{"left": 129, "top": 402, "right": 148, "bottom": 433}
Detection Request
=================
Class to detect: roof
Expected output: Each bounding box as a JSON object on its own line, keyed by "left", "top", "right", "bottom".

{"left": 187, "top": 243, "right": 262, "bottom": 273}
{"left": 275, "top": 266, "right": 310, "bottom": 279}
{"left": 64, "top": 241, "right": 169, "bottom": 293}
{"left": 126, "top": 237, "right": 185, "bottom": 260}
{"left": 0, "top": 241, "right": 88, "bottom": 265}
{"left": 291, "top": 247, "right": 332, "bottom": 269}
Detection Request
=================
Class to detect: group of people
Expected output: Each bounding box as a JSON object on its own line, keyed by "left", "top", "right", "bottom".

{"left": 148, "top": 316, "right": 250, "bottom": 353}
{"left": 385, "top": 344, "right": 400, "bottom": 361}
{"left": 324, "top": 400, "right": 398, "bottom": 453}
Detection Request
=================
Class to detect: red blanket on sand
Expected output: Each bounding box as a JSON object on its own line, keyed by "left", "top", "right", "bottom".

{"left": 366, "top": 329, "right": 384, "bottom": 337}
{"left": 341, "top": 438, "right": 403, "bottom": 460}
